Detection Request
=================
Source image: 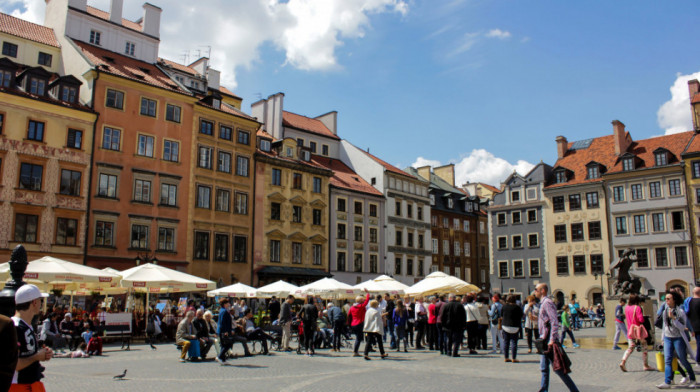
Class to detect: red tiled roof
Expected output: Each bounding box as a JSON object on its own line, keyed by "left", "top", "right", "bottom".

{"left": 218, "top": 86, "right": 241, "bottom": 99}
{"left": 546, "top": 135, "right": 617, "bottom": 189}
{"left": 73, "top": 40, "right": 189, "bottom": 95}
{"left": 362, "top": 149, "right": 416, "bottom": 180}
{"left": 684, "top": 133, "right": 700, "bottom": 155}
{"left": 85, "top": 6, "right": 144, "bottom": 34}
{"left": 607, "top": 131, "right": 693, "bottom": 174}
{"left": 282, "top": 111, "right": 340, "bottom": 140}
{"left": 692, "top": 93, "right": 700, "bottom": 104}
{"left": 480, "top": 183, "right": 501, "bottom": 193}
{"left": 257, "top": 128, "right": 274, "bottom": 139}
{"left": 0, "top": 13, "right": 59, "bottom": 47}
{"left": 256, "top": 148, "right": 332, "bottom": 173}
{"left": 312, "top": 156, "right": 383, "bottom": 197}
{"left": 158, "top": 57, "right": 198, "bottom": 76}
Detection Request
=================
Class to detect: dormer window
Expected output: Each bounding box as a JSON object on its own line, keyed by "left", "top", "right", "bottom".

{"left": 555, "top": 171, "right": 567, "bottom": 184}
{"left": 61, "top": 86, "right": 77, "bottom": 103}
{"left": 447, "top": 198, "right": 454, "bottom": 208}
{"left": 212, "top": 99, "right": 221, "bottom": 109}
{"left": 29, "top": 76, "right": 46, "bottom": 95}
{"left": 429, "top": 194, "right": 435, "bottom": 206}
{"left": 587, "top": 166, "right": 599, "bottom": 179}
{"left": 511, "top": 190, "right": 520, "bottom": 202}
{"left": 0, "top": 68, "right": 13, "bottom": 88}
{"left": 622, "top": 157, "right": 635, "bottom": 171}
{"left": 89, "top": 30, "right": 101, "bottom": 46}
{"left": 301, "top": 150, "right": 310, "bottom": 161}
{"left": 286, "top": 147, "right": 293, "bottom": 157}
{"left": 655, "top": 151, "right": 668, "bottom": 166}
{"left": 260, "top": 139, "right": 271, "bottom": 152}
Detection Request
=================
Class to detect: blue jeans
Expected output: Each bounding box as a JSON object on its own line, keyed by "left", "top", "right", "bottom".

{"left": 351, "top": 323, "right": 364, "bottom": 354}
{"left": 502, "top": 331, "right": 519, "bottom": 360}
{"left": 561, "top": 327, "right": 576, "bottom": 345}
{"left": 539, "top": 353, "right": 579, "bottom": 392}
{"left": 664, "top": 336, "right": 695, "bottom": 385}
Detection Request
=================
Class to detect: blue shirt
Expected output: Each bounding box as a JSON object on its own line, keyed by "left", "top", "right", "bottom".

{"left": 218, "top": 307, "right": 232, "bottom": 335}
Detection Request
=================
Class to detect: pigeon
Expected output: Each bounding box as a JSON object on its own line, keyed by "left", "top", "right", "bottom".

{"left": 113, "top": 369, "right": 127, "bottom": 380}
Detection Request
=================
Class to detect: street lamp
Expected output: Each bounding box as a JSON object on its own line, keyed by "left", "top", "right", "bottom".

{"left": 593, "top": 271, "right": 610, "bottom": 304}
{"left": 134, "top": 252, "right": 158, "bottom": 265}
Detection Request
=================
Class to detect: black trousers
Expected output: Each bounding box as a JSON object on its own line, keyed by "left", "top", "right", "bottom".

{"left": 525, "top": 327, "right": 540, "bottom": 350}
{"left": 407, "top": 321, "right": 415, "bottom": 346}
{"left": 427, "top": 323, "right": 438, "bottom": 349}
{"left": 351, "top": 323, "right": 364, "bottom": 353}
{"left": 303, "top": 322, "right": 316, "bottom": 351}
{"left": 448, "top": 329, "right": 463, "bottom": 356}
{"left": 364, "top": 332, "right": 385, "bottom": 356}
{"left": 415, "top": 320, "right": 426, "bottom": 348}
{"left": 332, "top": 321, "right": 344, "bottom": 350}
{"left": 478, "top": 324, "right": 488, "bottom": 349}
{"left": 466, "top": 321, "right": 479, "bottom": 351}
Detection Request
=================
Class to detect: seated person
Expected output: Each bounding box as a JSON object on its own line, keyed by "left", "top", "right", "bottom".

{"left": 596, "top": 305, "right": 605, "bottom": 326}
{"left": 241, "top": 309, "right": 272, "bottom": 355}
{"left": 193, "top": 309, "right": 213, "bottom": 359}
{"left": 55, "top": 342, "right": 90, "bottom": 358}
{"left": 81, "top": 323, "right": 93, "bottom": 344}
{"left": 176, "top": 311, "right": 200, "bottom": 362}
{"left": 203, "top": 310, "right": 220, "bottom": 356}
{"left": 59, "top": 313, "right": 80, "bottom": 350}
{"left": 317, "top": 312, "right": 333, "bottom": 348}
{"left": 225, "top": 317, "right": 252, "bottom": 357}
{"left": 40, "top": 312, "right": 67, "bottom": 352}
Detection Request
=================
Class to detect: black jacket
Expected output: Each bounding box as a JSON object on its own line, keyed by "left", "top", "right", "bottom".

{"left": 441, "top": 300, "right": 467, "bottom": 331}
{"left": 502, "top": 304, "right": 524, "bottom": 329}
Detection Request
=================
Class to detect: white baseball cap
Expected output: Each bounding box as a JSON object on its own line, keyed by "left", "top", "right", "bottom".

{"left": 15, "top": 284, "right": 48, "bottom": 305}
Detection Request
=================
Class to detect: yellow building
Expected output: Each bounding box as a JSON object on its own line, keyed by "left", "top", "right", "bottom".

{"left": 252, "top": 133, "right": 333, "bottom": 286}
{"left": 0, "top": 13, "right": 97, "bottom": 263}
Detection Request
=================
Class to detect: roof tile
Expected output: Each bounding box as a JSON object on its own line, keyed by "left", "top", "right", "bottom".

{"left": 362, "top": 149, "right": 417, "bottom": 180}
{"left": 85, "top": 6, "right": 143, "bottom": 34}
{"left": 312, "top": 156, "right": 383, "bottom": 196}
{"left": 282, "top": 111, "right": 340, "bottom": 140}
{"left": 0, "top": 13, "right": 59, "bottom": 47}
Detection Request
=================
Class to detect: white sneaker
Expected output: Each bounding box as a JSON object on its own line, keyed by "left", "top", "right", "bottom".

{"left": 680, "top": 377, "right": 690, "bottom": 385}
{"left": 656, "top": 383, "right": 672, "bottom": 389}
{"left": 215, "top": 357, "right": 225, "bottom": 366}
{"left": 688, "top": 380, "right": 697, "bottom": 388}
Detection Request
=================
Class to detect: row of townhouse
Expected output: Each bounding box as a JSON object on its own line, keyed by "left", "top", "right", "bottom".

{"left": 490, "top": 93, "right": 700, "bottom": 306}
{"left": 1, "top": 1, "right": 494, "bottom": 288}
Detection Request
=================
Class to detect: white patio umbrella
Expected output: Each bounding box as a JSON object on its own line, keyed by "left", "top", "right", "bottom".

{"left": 295, "top": 277, "right": 360, "bottom": 299}
{"left": 255, "top": 280, "right": 298, "bottom": 298}
{"left": 405, "top": 271, "right": 480, "bottom": 297}
{"left": 373, "top": 275, "right": 410, "bottom": 293}
{"left": 207, "top": 282, "right": 257, "bottom": 298}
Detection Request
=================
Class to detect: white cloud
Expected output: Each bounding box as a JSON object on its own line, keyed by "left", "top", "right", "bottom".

{"left": 447, "top": 28, "right": 512, "bottom": 58}
{"left": 485, "top": 29, "right": 511, "bottom": 39}
{"left": 657, "top": 71, "right": 700, "bottom": 134}
{"left": 2, "top": 0, "right": 407, "bottom": 89}
{"left": 411, "top": 149, "right": 535, "bottom": 187}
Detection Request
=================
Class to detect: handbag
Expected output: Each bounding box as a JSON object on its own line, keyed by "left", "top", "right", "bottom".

{"left": 655, "top": 313, "right": 663, "bottom": 329}
{"left": 627, "top": 307, "right": 648, "bottom": 340}
{"left": 535, "top": 320, "right": 551, "bottom": 355}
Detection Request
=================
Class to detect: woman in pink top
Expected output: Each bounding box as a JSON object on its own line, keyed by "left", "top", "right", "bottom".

{"left": 347, "top": 289, "right": 370, "bottom": 356}
{"left": 619, "top": 294, "right": 653, "bottom": 372}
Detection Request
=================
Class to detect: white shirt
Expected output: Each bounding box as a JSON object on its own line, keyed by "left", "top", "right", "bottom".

{"left": 465, "top": 303, "right": 481, "bottom": 323}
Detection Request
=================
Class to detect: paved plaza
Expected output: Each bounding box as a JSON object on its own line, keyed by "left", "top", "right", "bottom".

{"left": 44, "top": 334, "right": 674, "bottom": 392}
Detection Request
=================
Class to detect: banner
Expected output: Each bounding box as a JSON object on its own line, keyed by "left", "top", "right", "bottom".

{"left": 104, "top": 312, "right": 132, "bottom": 335}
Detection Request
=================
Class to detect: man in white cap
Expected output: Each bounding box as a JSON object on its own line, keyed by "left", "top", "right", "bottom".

{"left": 12, "top": 284, "right": 52, "bottom": 391}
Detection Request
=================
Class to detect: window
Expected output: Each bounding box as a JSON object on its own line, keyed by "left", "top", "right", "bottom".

{"left": 19, "top": 163, "right": 42, "bottom": 191}
{"left": 557, "top": 256, "right": 570, "bottom": 275}
{"left": 194, "top": 232, "right": 210, "bottom": 260}
{"left": 588, "top": 221, "right": 601, "bottom": 240}
{"left": 354, "top": 226, "right": 363, "bottom": 241}
{"left": 432, "top": 238, "right": 438, "bottom": 254}
{"left": 335, "top": 252, "right": 346, "bottom": 271}
{"left": 27, "top": 120, "right": 44, "bottom": 141}
{"left": 198, "top": 146, "right": 212, "bottom": 169}
{"left": 89, "top": 30, "right": 101, "bottom": 45}
{"left": 371, "top": 255, "right": 379, "bottom": 274}
{"left": 235, "top": 192, "right": 248, "bottom": 215}
{"left": 163, "top": 140, "right": 179, "bottom": 162}
{"left": 59, "top": 169, "right": 81, "bottom": 196}
{"left": 615, "top": 216, "right": 627, "bottom": 235}
{"left": 527, "top": 209, "right": 537, "bottom": 222}
{"left": 322, "top": 145, "right": 329, "bottom": 156}
{"left": 443, "top": 217, "right": 449, "bottom": 228}
{"left": 655, "top": 248, "right": 668, "bottom": 267}
{"left": 130, "top": 224, "right": 148, "bottom": 249}
{"left": 2, "top": 42, "right": 18, "bottom": 57}
{"left": 497, "top": 236, "right": 507, "bottom": 249}
{"left": 160, "top": 183, "right": 177, "bottom": 206}
{"left": 102, "top": 127, "right": 121, "bottom": 151}
{"left": 571, "top": 223, "right": 584, "bottom": 241}
{"left": 396, "top": 230, "right": 403, "bottom": 246}
{"left": 67, "top": 129, "right": 82, "bottom": 149}
{"left": 512, "top": 211, "right": 521, "bottom": 224}
{"left": 669, "top": 179, "right": 681, "bottom": 196}
{"left": 94, "top": 221, "right": 114, "bottom": 246}
{"left": 313, "top": 209, "right": 322, "bottom": 225}
{"left": 649, "top": 181, "right": 661, "bottom": 198}
{"left": 214, "top": 234, "right": 228, "bottom": 261}
{"left": 14, "top": 214, "right": 38, "bottom": 242}
{"left": 292, "top": 242, "right": 302, "bottom": 264}
{"left": 395, "top": 201, "right": 401, "bottom": 216}
{"left": 369, "top": 204, "right": 378, "bottom": 217}
{"left": 200, "top": 120, "right": 214, "bottom": 136}
{"left": 463, "top": 241, "right": 470, "bottom": 256}
{"left": 313, "top": 244, "right": 322, "bottom": 265}
{"left": 697, "top": 188, "right": 700, "bottom": 204}
{"left": 124, "top": 41, "right": 135, "bottom": 56}
{"left": 105, "top": 89, "right": 123, "bottom": 109}
{"left": 133, "top": 179, "right": 151, "bottom": 202}
{"left": 586, "top": 192, "right": 599, "bottom": 208}
{"left": 215, "top": 189, "right": 230, "bottom": 212}
{"left": 587, "top": 166, "right": 600, "bottom": 179}
{"left": 573, "top": 255, "right": 586, "bottom": 274}
{"left": 631, "top": 184, "right": 643, "bottom": 200}
{"left": 418, "top": 234, "right": 424, "bottom": 249}
{"left": 529, "top": 259, "right": 540, "bottom": 277}
{"left": 219, "top": 125, "right": 232, "bottom": 141}
{"left": 613, "top": 186, "right": 625, "bottom": 202}
{"left": 554, "top": 225, "right": 567, "bottom": 242}
{"left": 652, "top": 213, "right": 665, "bottom": 232}
{"left": 140, "top": 97, "right": 157, "bottom": 117}
{"left": 498, "top": 261, "right": 508, "bottom": 278}
{"left": 555, "top": 171, "right": 567, "bottom": 184}
{"left": 292, "top": 206, "right": 302, "bottom": 223}
{"left": 28, "top": 77, "right": 46, "bottom": 95}
{"left": 511, "top": 190, "right": 520, "bottom": 202}
{"left": 633, "top": 215, "right": 646, "bottom": 233}
{"left": 636, "top": 249, "right": 649, "bottom": 268}
{"left": 569, "top": 194, "right": 581, "bottom": 210}
{"left": 408, "top": 205, "right": 414, "bottom": 219}
{"left": 394, "top": 258, "right": 402, "bottom": 275}
{"left": 671, "top": 211, "right": 684, "bottom": 230}
{"left": 369, "top": 228, "right": 378, "bottom": 243}
{"left": 552, "top": 196, "right": 565, "bottom": 212}
{"left": 313, "top": 177, "right": 322, "bottom": 193}
{"left": 218, "top": 151, "right": 232, "bottom": 173}
{"left": 234, "top": 236, "right": 247, "bottom": 263}
{"left": 622, "top": 158, "right": 634, "bottom": 171}
{"left": 655, "top": 152, "right": 668, "bottom": 166}
{"left": 271, "top": 169, "right": 282, "bottom": 186}
{"left": 297, "top": 138, "right": 304, "bottom": 147}
{"left": 270, "top": 202, "right": 281, "bottom": 220}
{"left": 675, "top": 246, "right": 688, "bottom": 267}
{"left": 309, "top": 141, "right": 316, "bottom": 153}
{"left": 38, "top": 52, "right": 52, "bottom": 67}
{"left": 590, "top": 254, "right": 604, "bottom": 275}
{"left": 447, "top": 198, "right": 454, "bottom": 209}
{"left": 497, "top": 213, "right": 506, "bottom": 225}
{"left": 237, "top": 130, "right": 250, "bottom": 145}
{"left": 353, "top": 201, "right": 362, "bottom": 215}
{"left": 463, "top": 220, "right": 470, "bottom": 232}
{"left": 513, "top": 260, "right": 524, "bottom": 277}
{"left": 137, "top": 134, "right": 154, "bottom": 157}
{"left": 349, "top": 253, "right": 361, "bottom": 272}
{"left": 196, "top": 185, "right": 211, "bottom": 209}
{"left": 95, "top": 173, "right": 117, "bottom": 198}
{"left": 429, "top": 194, "right": 435, "bottom": 206}
{"left": 159, "top": 103, "right": 180, "bottom": 123}
{"left": 292, "top": 173, "right": 302, "bottom": 189}
{"left": 693, "top": 161, "right": 700, "bottom": 178}
{"left": 61, "top": 86, "right": 77, "bottom": 103}
{"left": 431, "top": 215, "right": 438, "bottom": 227}
{"left": 270, "top": 240, "right": 281, "bottom": 262}
{"left": 528, "top": 233, "right": 538, "bottom": 247}
{"left": 55, "top": 218, "right": 77, "bottom": 245}
{"left": 158, "top": 227, "right": 175, "bottom": 252}
{"left": 509, "top": 235, "right": 520, "bottom": 249}
{"left": 0, "top": 71, "right": 11, "bottom": 87}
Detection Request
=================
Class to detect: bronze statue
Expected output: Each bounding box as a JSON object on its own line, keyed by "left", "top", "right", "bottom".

{"left": 608, "top": 248, "right": 641, "bottom": 296}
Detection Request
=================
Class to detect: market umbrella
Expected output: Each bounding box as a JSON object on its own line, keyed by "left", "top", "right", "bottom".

{"left": 255, "top": 280, "right": 298, "bottom": 298}
{"left": 295, "top": 277, "right": 359, "bottom": 299}
{"left": 405, "top": 271, "right": 480, "bottom": 297}
{"left": 0, "top": 256, "right": 120, "bottom": 284}
{"left": 373, "top": 275, "right": 410, "bottom": 293}
{"left": 207, "top": 282, "right": 257, "bottom": 298}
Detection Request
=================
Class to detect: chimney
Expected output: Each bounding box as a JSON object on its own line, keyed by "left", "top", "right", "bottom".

{"left": 315, "top": 111, "right": 337, "bottom": 135}
{"left": 612, "top": 120, "right": 631, "bottom": 155}
{"left": 207, "top": 68, "right": 220, "bottom": 91}
{"left": 555, "top": 136, "right": 568, "bottom": 159}
{"left": 434, "top": 164, "right": 455, "bottom": 186}
{"left": 109, "top": 0, "right": 123, "bottom": 24}
{"left": 191, "top": 58, "right": 208, "bottom": 75}
{"left": 68, "top": 0, "right": 87, "bottom": 11}
{"left": 251, "top": 93, "right": 285, "bottom": 140}
{"left": 689, "top": 80, "right": 700, "bottom": 131}
{"left": 141, "top": 3, "right": 162, "bottom": 38}
{"left": 417, "top": 165, "right": 431, "bottom": 181}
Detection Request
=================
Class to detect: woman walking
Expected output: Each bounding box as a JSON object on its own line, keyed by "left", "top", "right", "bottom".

{"left": 501, "top": 295, "right": 523, "bottom": 362}
{"left": 347, "top": 288, "right": 371, "bottom": 357}
{"left": 523, "top": 295, "right": 539, "bottom": 354}
{"left": 561, "top": 307, "right": 580, "bottom": 349}
{"left": 393, "top": 300, "right": 409, "bottom": 352}
{"left": 464, "top": 293, "right": 480, "bottom": 355}
{"left": 364, "top": 300, "right": 388, "bottom": 360}
{"left": 298, "top": 296, "right": 318, "bottom": 356}
{"left": 657, "top": 291, "right": 696, "bottom": 389}
{"left": 619, "top": 294, "right": 653, "bottom": 372}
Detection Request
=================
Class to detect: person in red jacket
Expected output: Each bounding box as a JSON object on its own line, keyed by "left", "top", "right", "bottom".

{"left": 347, "top": 288, "right": 370, "bottom": 357}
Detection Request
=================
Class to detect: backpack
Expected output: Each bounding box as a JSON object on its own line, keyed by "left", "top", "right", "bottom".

{"left": 491, "top": 303, "right": 501, "bottom": 324}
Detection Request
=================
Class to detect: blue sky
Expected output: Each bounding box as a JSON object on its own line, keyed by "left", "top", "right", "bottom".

{"left": 4, "top": 0, "right": 700, "bottom": 185}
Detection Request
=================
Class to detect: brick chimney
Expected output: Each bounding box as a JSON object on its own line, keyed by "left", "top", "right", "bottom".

{"left": 434, "top": 164, "right": 455, "bottom": 187}
{"left": 109, "top": 0, "right": 123, "bottom": 24}
{"left": 689, "top": 80, "right": 700, "bottom": 131}
{"left": 612, "top": 120, "right": 631, "bottom": 155}
{"left": 555, "top": 136, "right": 568, "bottom": 159}
{"left": 416, "top": 166, "right": 431, "bottom": 181}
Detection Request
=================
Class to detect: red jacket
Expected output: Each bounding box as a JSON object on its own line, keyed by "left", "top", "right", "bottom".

{"left": 348, "top": 294, "right": 370, "bottom": 327}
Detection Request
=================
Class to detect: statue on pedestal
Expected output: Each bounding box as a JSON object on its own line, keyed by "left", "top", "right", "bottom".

{"left": 608, "top": 248, "right": 642, "bottom": 297}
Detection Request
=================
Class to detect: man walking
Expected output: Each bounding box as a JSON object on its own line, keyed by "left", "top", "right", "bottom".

{"left": 11, "top": 284, "right": 52, "bottom": 392}
{"left": 686, "top": 287, "right": 700, "bottom": 363}
{"left": 535, "top": 283, "right": 579, "bottom": 392}
{"left": 441, "top": 293, "right": 466, "bottom": 357}
{"left": 613, "top": 298, "right": 627, "bottom": 350}
{"left": 327, "top": 302, "right": 345, "bottom": 352}
{"left": 279, "top": 295, "right": 294, "bottom": 351}
{"left": 488, "top": 293, "right": 503, "bottom": 353}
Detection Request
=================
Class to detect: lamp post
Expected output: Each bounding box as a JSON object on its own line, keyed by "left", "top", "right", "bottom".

{"left": 0, "top": 245, "right": 28, "bottom": 317}
{"left": 593, "top": 271, "right": 608, "bottom": 304}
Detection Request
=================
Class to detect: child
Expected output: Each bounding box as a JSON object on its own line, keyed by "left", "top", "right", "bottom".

{"left": 561, "top": 307, "right": 580, "bottom": 348}
{"left": 55, "top": 342, "right": 90, "bottom": 358}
